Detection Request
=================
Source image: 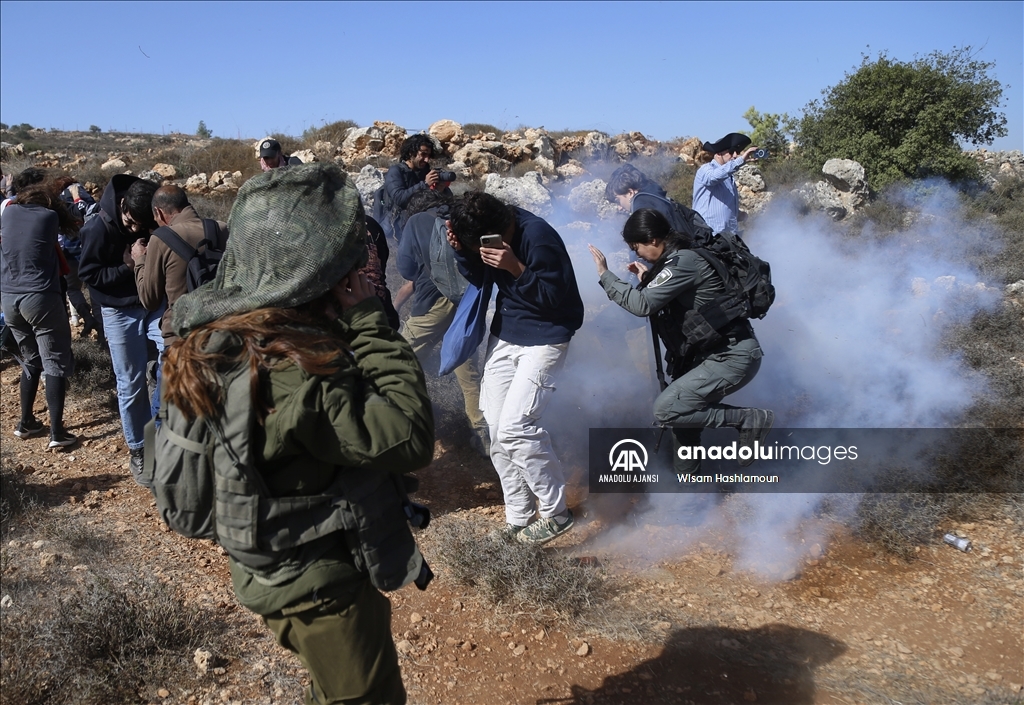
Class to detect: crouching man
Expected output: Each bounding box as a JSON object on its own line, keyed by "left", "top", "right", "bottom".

{"left": 447, "top": 192, "right": 584, "bottom": 544}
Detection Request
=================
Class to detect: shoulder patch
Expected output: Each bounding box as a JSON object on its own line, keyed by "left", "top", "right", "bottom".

{"left": 648, "top": 268, "right": 673, "bottom": 288}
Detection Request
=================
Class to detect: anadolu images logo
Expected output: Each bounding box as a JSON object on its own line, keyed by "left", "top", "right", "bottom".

{"left": 608, "top": 439, "right": 648, "bottom": 473}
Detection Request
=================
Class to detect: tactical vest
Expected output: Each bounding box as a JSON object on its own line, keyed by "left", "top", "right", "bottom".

{"left": 142, "top": 354, "right": 430, "bottom": 592}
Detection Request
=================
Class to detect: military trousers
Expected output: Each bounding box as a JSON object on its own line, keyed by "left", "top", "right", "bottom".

{"left": 264, "top": 579, "right": 405, "bottom": 705}
{"left": 652, "top": 337, "right": 763, "bottom": 475}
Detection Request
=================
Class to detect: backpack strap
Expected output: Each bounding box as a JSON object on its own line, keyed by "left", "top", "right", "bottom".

{"left": 153, "top": 225, "right": 198, "bottom": 262}
{"left": 201, "top": 218, "right": 222, "bottom": 248}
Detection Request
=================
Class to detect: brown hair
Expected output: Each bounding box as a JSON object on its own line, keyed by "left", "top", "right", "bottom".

{"left": 163, "top": 303, "right": 351, "bottom": 421}
{"left": 14, "top": 185, "right": 80, "bottom": 236}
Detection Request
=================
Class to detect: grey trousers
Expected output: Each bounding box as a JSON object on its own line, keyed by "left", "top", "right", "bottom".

{"left": 652, "top": 337, "right": 763, "bottom": 474}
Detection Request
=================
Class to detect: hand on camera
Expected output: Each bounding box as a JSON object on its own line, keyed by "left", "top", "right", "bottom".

{"left": 425, "top": 170, "right": 440, "bottom": 187}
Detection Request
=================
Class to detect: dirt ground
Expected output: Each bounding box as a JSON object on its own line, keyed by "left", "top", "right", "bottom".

{"left": 1, "top": 343, "right": 1021, "bottom": 705}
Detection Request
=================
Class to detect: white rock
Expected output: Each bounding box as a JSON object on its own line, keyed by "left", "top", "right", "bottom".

{"left": 484, "top": 172, "right": 552, "bottom": 216}
{"left": 567, "top": 179, "right": 620, "bottom": 220}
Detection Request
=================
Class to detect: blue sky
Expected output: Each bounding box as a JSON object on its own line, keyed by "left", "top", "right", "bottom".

{"left": 1, "top": 1, "right": 1021, "bottom": 150}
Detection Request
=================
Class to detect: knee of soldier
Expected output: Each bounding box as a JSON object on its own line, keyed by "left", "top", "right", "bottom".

{"left": 653, "top": 386, "right": 701, "bottom": 424}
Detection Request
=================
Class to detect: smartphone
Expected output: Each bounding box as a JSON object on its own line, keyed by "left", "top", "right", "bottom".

{"left": 752, "top": 148, "right": 770, "bottom": 159}
{"left": 479, "top": 234, "right": 503, "bottom": 248}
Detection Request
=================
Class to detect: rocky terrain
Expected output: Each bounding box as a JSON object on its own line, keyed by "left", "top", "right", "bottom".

{"left": 1, "top": 122, "right": 1022, "bottom": 705}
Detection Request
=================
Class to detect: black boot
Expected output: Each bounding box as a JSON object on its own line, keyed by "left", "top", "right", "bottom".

{"left": 724, "top": 408, "right": 775, "bottom": 468}
{"left": 45, "top": 375, "right": 76, "bottom": 448}
{"left": 14, "top": 368, "right": 44, "bottom": 438}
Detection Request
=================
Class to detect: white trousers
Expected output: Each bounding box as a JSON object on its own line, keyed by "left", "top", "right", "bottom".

{"left": 480, "top": 336, "right": 570, "bottom": 526}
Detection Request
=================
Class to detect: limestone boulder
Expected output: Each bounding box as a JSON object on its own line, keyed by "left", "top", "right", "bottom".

{"left": 793, "top": 181, "right": 847, "bottom": 221}
{"left": 184, "top": 173, "right": 209, "bottom": 194}
{"left": 137, "top": 170, "right": 164, "bottom": 184}
{"left": 429, "top": 120, "right": 466, "bottom": 153}
{"left": 208, "top": 170, "right": 235, "bottom": 188}
{"left": 822, "top": 158, "right": 868, "bottom": 208}
{"left": 677, "top": 137, "right": 703, "bottom": 164}
{"left": 567, "top": 179, "right": 620, "bottom": 220}
{"left": 582, "top": 132, "right": 610, "bottom": 161}
{"left": 483, "top": 172, "right": 552, "bottom": 216}
{"left": 556, "top": 159, "right": 587, "bottom": 179}
{"left": 291, "top": 149, "right": 317, "bottom": 164}
{"left": 101, "top": 157, "right": 129, "bottom": 174}
{"left": 354, "top": 164, "right": 385, "bottom": 206}
{"left": 151, "top": 163, "right": 178, "bottom": 179}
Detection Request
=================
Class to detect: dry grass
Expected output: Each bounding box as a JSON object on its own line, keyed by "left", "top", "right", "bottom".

{"left": 68, "top": 336, "right": 118, "bottom": 410}
{"left": 430, "top": 514, "right": 603, "bottom": 622}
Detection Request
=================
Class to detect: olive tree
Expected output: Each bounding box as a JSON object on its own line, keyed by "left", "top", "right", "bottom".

{"left": 796, "top": 47, "right": 1007, "bottom": 190}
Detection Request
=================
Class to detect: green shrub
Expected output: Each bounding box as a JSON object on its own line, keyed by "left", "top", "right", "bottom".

{"left": 88, "top": 125, "right": 101, "bottom": 133}
{"left": 302, "top": 119, "right": 358, "bottom": 146}
{"left": 462, "top": 123, "right": 503, "bottom": 137}
{"left": 796, "top": 48, "right": 1007, "bottom": 190}
{"left": 663, "top": 161, "right": 698, "bottom": 206}
{"left": 195, "top": 120, "right": 212, "bottom": 139}
{"left": 178, "top": 138, "right": 261, "bottom": 183}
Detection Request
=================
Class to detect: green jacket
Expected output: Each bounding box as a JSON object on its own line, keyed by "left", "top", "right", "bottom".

{"left": 229, "top": 297, "right": 434, "bottom": 615}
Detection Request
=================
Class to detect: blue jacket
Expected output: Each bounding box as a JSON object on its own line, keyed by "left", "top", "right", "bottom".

{"left": 455, "top": 207, "right": 584, "bottom": 346}
{"left": 396, "top": 210, "right": 445, "bottom": 317}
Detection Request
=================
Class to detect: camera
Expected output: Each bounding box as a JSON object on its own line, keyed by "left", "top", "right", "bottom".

{"left": 752, "top": 148, "right": 770, "bottom": 160}
{"left": 434, "top": 170, "right": 457, "bottom": 182}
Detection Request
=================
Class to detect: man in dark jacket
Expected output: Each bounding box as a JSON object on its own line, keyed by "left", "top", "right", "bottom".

{"left": 381, "top": 134, "right": 450, "bottom": 239}
{"left": 78, "top": 175, "right": 163, "bottom": 482}
{"left": 257, "top": 138, "right": 302, "bottom": 171}
{"left": 448, "top": 192, "right": 584, "bottom": 545}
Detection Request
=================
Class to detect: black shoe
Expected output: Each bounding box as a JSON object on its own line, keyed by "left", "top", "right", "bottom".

{"left": 468, "top": 427, "right": 491, "bottom": 458}
{"left": 48, "top": 431, "right": 78, "bottom": 449}
{"left": 14, "top": 418, "right": 45, "bottom": 439}
{"left": 738, "top": 409, "right": 774, "bottom": 468}
{"left": 129, "top": 447, "right": 146, "bottom": 484}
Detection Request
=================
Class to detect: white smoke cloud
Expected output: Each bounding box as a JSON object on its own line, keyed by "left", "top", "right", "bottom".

{"left": 538, "top": 179, "right": 1003, "bottom": 578}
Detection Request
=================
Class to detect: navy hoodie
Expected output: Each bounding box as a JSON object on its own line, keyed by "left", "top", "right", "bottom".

{"left": 455, "top": 207, "right": 584, "bottom": 346}
{"left": 77, "top": 174, "right": 143, "bottom": 308}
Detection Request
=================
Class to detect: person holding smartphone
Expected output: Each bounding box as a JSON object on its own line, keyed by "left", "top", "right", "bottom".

{"left": 446, "top": 192, "right": 584, "bottom": 544}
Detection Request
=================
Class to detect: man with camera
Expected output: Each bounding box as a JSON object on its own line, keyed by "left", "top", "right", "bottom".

{"left": 380, "top": 134, "right": 454, "bottom": 240}
{"left": 446, "top": 192, "right": 584, "bottom": 544}
{"left": 692, "top": 133, "right": 762, "bottom": 236}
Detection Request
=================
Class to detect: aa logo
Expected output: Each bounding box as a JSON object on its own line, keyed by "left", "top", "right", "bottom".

{"left": 608, "top": 439, "right": 648, "bottom": 473}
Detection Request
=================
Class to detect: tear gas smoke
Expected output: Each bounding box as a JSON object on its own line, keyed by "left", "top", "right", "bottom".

{"left": 538, "top": 178, "right": 1003, "bottom": 578}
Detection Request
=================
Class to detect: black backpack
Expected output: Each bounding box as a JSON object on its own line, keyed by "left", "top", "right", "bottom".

{"left": 643, "top": 232, "right": 775, "bottom": 377}
{"left": 142, "top": 355, "right": 433, "bottom": 592}
{"left": 152, "top": 219, "right": 225, "bottom": 292}
{"left": 634, "top": 192, "right": 715, "bottom": 247}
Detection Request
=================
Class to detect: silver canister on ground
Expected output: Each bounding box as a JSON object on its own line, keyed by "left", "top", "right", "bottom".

{"left": 943, "top": 533, "right": 972, "bottom": 552}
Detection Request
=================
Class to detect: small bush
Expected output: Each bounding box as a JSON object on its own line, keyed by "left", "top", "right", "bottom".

{"left": 195, "top": 120, "right": 212, "bottom": 139}
{"left": 88, "top": 125, "right": 101, "bottom": 134}
{"left": 190, "top": 193, "right": 235, "bottom": 222}
{"left": 462, "top": 123, "right": 503, "bottom": 138}
{"left": 1, "top": 575, "right": 220, "bottom": 704}
{"left": 302, "top": 119, "right": 358, "bottom": 147}
{"left": 178, "top": 138, "right": 261, "bottom": 184}
{"left": 68, "top": 337, "right": 118, "bottom": 410}
{"left": 663, "top": 160, "right": 698, "bottom": 206}
{"left": 431, "top": 515, "right": 602, "bottom": 622}
{"left": 759, "top": 157, "right": 818, "bottom": 191}
{"left": 0, "top": 452, "right": 36, "bottom": 535}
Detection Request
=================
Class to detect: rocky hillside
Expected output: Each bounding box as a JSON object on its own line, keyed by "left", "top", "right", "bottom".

{"left": 4, "top": 120, "right": 1022, "bottom": 228}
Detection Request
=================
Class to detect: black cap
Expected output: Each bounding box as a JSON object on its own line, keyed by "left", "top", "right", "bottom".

{"left": 259, "top": 139, "right": 282, "bottom": 158}
{"left": 702, "top": 133, "right": 752, "bottom": 155}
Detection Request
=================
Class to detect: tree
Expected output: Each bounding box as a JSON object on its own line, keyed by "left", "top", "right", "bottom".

{"left": 196, "top": 120, "right": 212, "bottom": 139}
{"left": 742, "top": 106, "right": 796, "bottom": 159}
{"left": 89, "top": 124, "right": 102, "bottom": 133}
{"left": 796, "top": 47, "right": 1007, "bottom": 190}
